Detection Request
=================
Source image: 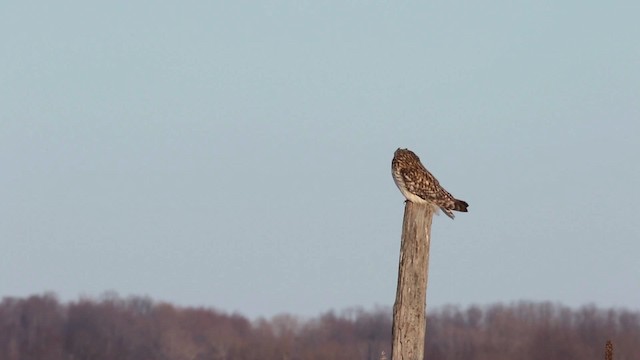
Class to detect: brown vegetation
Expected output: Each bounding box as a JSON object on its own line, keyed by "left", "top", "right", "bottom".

{"left": 0, "top": 293, "right": 638, "bottom": 360}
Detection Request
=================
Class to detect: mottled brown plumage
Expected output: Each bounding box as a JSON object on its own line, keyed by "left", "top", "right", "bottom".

{"left": 392, "top": 148, "right": 468, "bottom": 219}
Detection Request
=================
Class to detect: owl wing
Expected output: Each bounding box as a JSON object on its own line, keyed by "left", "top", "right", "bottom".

{"left": 399, "top": 167, "right": 440, "bottom": 202}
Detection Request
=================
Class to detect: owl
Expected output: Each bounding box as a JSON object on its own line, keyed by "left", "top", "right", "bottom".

{"left": 392, "top": 148, "right": 468, "bottom": 219}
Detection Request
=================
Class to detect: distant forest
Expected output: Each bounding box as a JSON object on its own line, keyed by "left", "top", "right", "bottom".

{"left": 1, "top": 293, "right": 638, "bottom": 360}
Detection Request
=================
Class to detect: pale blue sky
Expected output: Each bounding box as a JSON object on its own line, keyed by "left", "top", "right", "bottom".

{"left": 1, "top": 1, "right": 639, "bottom": 318}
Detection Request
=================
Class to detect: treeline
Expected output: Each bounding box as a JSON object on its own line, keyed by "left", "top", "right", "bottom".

{"left": 0, "top": 293, "right": 638, "bottom": 360}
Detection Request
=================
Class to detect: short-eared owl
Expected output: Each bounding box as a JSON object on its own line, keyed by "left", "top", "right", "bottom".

{"left": 392, "top": 148, "right": 468, "bottom": 219}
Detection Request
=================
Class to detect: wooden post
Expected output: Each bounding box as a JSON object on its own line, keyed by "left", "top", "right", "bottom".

{"left": 391, "top": 201, "right": 434, "bottom": 360}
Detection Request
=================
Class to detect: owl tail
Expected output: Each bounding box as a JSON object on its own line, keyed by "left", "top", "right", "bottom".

{"left": 453, "top": 199, "right": 469, "bottom": 212}
{"left": 440, "top": 199, "right": 468, "bottom": 220}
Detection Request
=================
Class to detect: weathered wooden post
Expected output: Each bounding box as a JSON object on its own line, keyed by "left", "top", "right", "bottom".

{"left": 391, "top": 202, "right": 434, "bottom": 360}
{"left": 390, "top": 148, "right": 468, "bottom": 360}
